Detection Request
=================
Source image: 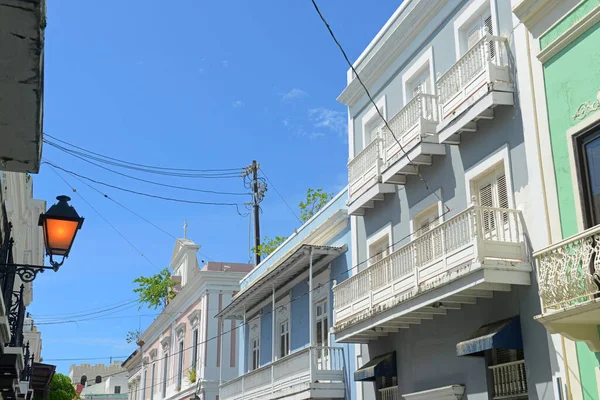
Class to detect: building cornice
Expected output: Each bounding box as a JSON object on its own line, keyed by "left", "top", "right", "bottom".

{"left": 512, "top": 0, "right": 564, "bottom": 30}
{"left": 337, "top": 0, "right": 451, "bottom": 107}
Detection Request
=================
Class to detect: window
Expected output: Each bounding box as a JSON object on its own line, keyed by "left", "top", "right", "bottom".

{"left": 162, "top": 352, "right": 168, "bottom": 398}
{"left": 149, "top": 363, "right": 155, "bottom": 399}
{"left": 251, "top": 337, "right": 260, "bottom": 370}
{"left": 115, "top": 386, "right": 121, "bottom": 394}
{"left": 361, "top": 97, "right": 386, "bottom": 149}
{"left": 142, "top": 369, "right": 147, "bottom": 400}
{"left": 414, "top": 205, "right": 440, "bottom": 265}
{"left": 95, "top": 375, "right": 102, "bottom": 384}
{"left": 191, "top": 329, "right": 199, "bottom": 369}
{"left": 177, "top": 341, "right": 184, "bottom": 388}
{"left": 315, "top": 299, "right": 329, "bottom": 368}
{"left": 368, "top": 235, "right": 390, "bottom": 265}
{"left": 279, "top": 320, "right": 290, "bottom": 358}
{"left": 463, "top": 13, "right": 493, "bottom": 53}
{"left": 473, "top": 165, "right": 509, "bottom": 239}
{"left": 575, "top": 126, "right": 600, "bottom": 228}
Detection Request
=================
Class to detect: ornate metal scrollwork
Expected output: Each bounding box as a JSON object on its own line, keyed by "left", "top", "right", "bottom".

{"left": 572, "top": 89, "right": 600, "bottom": 120}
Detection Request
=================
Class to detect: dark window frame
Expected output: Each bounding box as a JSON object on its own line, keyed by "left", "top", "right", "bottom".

{"left": 573, "top": 119, "right": 600, "bottom": 229}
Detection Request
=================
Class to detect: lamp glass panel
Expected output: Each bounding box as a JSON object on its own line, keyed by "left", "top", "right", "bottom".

{"left": 44, "top": 218, "right": 79, "bottom": 255}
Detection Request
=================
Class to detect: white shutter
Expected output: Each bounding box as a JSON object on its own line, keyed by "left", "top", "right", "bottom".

{"left": 467, "top": 25, "right": 481, "bottom": 50}
{"left": 484, "top": 15, "right": 495, "bottom": 60}
{"left": 475, "top": 167, "right": 510, "bottom": 237}
{"left": 369, "top": 235, "right": 390, "bottom": 265}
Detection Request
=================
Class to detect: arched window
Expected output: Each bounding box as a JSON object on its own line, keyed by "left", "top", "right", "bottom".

{"left": 80, "top": 375, "right": 87, "bottom": 386}
{"left": 95, "top": 375, "right": 102, "bottom": 384}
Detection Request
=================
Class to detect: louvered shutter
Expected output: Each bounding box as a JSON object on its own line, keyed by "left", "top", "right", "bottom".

{"left": 467, "top": 26, "right": 481, "bottom": 50}
{"left": 484, "top": 15, "right": 495, "bottom": 60}
{"left": 476, "top": 168, "right": 510, "bottom": 237}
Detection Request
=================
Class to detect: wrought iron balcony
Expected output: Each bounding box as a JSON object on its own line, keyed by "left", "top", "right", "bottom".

{"left": 436, "top": 34, "right": 513, "bottom": 144}
{"left": 219, "top": 346, "right": 345, "bottom": 400}
{"left": 533, "top": 225, "right": 600, "bottom": 351}
{"left": 489, "top": 360, "right": 528, "bottom": 399}
{"left": 333, "top": 204, "right": 531, "bottom": 342}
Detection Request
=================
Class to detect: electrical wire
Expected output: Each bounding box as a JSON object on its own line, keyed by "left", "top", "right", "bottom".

{"left": 44, "top": 141, "right": 250, "bottom": 196}
{"left": 32, "top": 300, "right": 141, "bottom": 321}
{"left": 45, "top": 163, "right": 164, "bottom": 272}
{"left": 30, "top": 298, "right": 140, "bottom": 318}
{"left": 308, "top": 0, "right": 449, "bottom": 212}
{"left": 44, "top": 133, "right": 244, "bottom": 173}
{"left": 44, "top": 139, "right": 242, "bottom": 179}
{"left": 43, "top": 160, "right": 247, "bottom": 216}
{"left": 259, "top": 167, "right": 302, "bottom": 224}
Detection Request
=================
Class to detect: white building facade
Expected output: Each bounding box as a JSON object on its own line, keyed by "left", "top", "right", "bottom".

{"left": 125, "top": 238, "right": 253, "bottom": 400}
{"left": 335, "top": 0, "right": 565, "bottom": 399}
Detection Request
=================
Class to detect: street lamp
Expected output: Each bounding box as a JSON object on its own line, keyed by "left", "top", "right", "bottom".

{"left": 38, "top": 195, "right": 84, "bottom": 270}
{"left": 1, "top": 195, "right": 84, "bottom": 282}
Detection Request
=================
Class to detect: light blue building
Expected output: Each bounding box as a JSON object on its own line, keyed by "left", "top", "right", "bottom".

{"left": 218, "top": 190, "right": 355, "bottom": 400}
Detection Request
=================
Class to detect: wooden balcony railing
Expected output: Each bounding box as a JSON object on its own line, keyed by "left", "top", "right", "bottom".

{"left": 333, "top": 205, "right": 525, "bottom": 325}
{"left": 348, "top": 137, "right": 382, "bottom": 199}
{"left": 379, "top": 386, "right": 400, "bottom": 400}
{"left": 534, "top": 224, "right": 600, "bottom": 312}
{"left": 489, "top": 360, "right": 527, "bottom": 399}
{"left": 219, "top": 346, "right": 345, "bottom": 400}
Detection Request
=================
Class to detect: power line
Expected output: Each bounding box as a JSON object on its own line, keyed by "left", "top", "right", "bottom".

{"left": 45, "top": 164, "right": 163, "bottom": 272}
{"left": 308, "top": 0, "right": 449, "bottom": 212}
{"left": 43, "top": 160, "right": 247, "bottom": 216}
{"left": 33, "top": 300, "right": 140, "bottom": 321}
{"left": 48, "top": 162, "right": 215, "bottom": 261}
{"left": 44, "top": 141, "right": 250, "bottom": 196}
{"left": 30, "top": 298, "right": 139, "bottom": 318}
{"left": 259, "top": 167, "right": 302, "bottom": 224}
{"left": 44, "top": 133, "right": 244, "bottom": 173}
{"left": 44, "top": 139, "right": 242, "bottom": 179}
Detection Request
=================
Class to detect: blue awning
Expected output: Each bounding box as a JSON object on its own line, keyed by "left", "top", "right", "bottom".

{"left": 354, "top": 351, "right": 396, "bottom": 382}
{"left": 456, "top": 316, "right": 523, "bottom": 357}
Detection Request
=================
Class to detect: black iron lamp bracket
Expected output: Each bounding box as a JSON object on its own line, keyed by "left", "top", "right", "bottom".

{"left": 0, "top": 256, "right": 64, "bottom": 283}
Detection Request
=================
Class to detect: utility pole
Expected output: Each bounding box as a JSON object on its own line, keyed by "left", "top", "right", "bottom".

{"left": 242, "top": 161, "right": 266, "bottom": 266}
{"left": 251, "top": 160, "right": 261, "bottom": 265}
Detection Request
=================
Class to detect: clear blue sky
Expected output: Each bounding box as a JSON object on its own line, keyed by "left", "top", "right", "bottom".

{"left": 29, "top": 0, "right": 399, "bottom": 374}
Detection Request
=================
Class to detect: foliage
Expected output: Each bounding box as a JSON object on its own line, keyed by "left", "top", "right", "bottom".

{"left": 126, "top": 329, "right": 141, "bottom": 344}
{"left": 133, "top": 267, "right": 176, "bottom": 310}
{"left": 251, "top": 188, "right": 334, "bottom": 258}
{"left": 49, "top": 373, "right": 78, "bottom": 400}
{"left": 188, "top": 366, "right": 196, "bottom": 383}
{"left": 251, "top": 235, "right": 287, "bottom": 257}
{"left": 299, "top": 188, "right": 334, "bottom": 223}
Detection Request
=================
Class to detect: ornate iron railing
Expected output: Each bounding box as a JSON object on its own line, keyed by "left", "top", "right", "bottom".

{"left": 534, "top": 225, "right": 600, "bottom": 312}
{"left": 8, "top": 284, "right": 26, "bottom": 348}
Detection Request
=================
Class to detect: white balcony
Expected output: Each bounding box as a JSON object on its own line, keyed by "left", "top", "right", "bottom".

{"left": 436, "top": 34, "right": 513, "bottom": 145}
{"left": 489, "top": 360, "right": 528, "bottom": 399}
{"left": 381, "top": 93, "right": 445, "bottom": 186}
{"left": 332, "top": 205, "right": 531, "bottom": 342}
{"left": 219, "top": 347, "right": 345, "bottom": 400}
{"left": 534, "top": 225, "right": 600, "bottom": 351}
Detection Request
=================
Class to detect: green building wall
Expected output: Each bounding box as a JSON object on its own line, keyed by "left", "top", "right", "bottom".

{"left": 540, "top": 1, "right": 600, "bottom": 398}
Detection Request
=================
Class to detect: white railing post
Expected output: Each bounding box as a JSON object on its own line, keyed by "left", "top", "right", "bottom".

{"left": 368, "top": 269, "right": 373, "bottom": 309}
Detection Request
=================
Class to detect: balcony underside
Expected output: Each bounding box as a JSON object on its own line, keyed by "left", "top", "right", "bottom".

{"left": 437, "top": 89, "right": 514, "bottom": 145}
{"left": 334, "top": 260, "right": 531, "bottom": 343}
{"left": 348, "top": 182, "right": 396, "bottom": 216}
{"left": 0, "top": 0, "right": 45, "bottom": 173}
{"left": 382, "top": 140, "right": 446, "bottom": 185}
{"left": 535, "top": 299, "right": 600, "bottom": 352}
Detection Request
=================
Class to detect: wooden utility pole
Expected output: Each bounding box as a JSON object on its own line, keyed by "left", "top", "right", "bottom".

{"left": 251, "top": 160, "right": 261, "bottom": 265}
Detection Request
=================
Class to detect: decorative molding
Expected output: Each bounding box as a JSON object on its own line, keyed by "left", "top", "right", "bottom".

{"left": 149, "top": 349, "right": 157, "bottom": 361}
{"left": 160, "top": 335, "right": 171, "bottom": 351}
{"left": 573, "top": 89, "right": 600, "bottom": 120}
{"left": 513, "top": 0, "right": 564, "bottom": 30}
{"left": 402, "top": 384, "right": 465, "bottom": 400}
{"left": 142, "top": 357, "right": 149, "bottom": 366}
{"left": 538, "top": 4, "right": 600, "bottom": 63}
{"left": 175, "top": 322, "right": 186, "bottom": 340}
{"left": 187, "top": 310, "right": 201, "bottom": 328}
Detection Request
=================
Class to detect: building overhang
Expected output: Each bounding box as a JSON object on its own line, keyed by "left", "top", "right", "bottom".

{"left": 218, "top": 244, "right": 347, "bottom": 320}
{"left": 0, "top": 0, "right": 45, "bottom": 173}
{"left": 30, "top": 363, "right": 55, "bottom": 400}
{"left": 535, "top": 298, "right": 600, "bottom": 352}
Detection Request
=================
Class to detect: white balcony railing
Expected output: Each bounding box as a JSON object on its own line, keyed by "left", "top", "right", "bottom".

{"left": 382, "top": 93, "right": 438, "bottom": 164}
{"left": 380, "top": 386, "right": 400, "bottom": 400}
{"left": 534, "top": 225, "right": 600, "bottom": 313}
{"left": 348, "top": 137, "right": 382, "bottom": 199}
{"left": 333, "top": 205, "right": 524, "bottom": 325}
{"left": 489, "top": 360, "right": 528, "bottom": 399}
{"left": 437, "top": 34, "right": 509, "bottom": 122}
{"left": 220, "top": 346, "right": 345, "bottom": 400}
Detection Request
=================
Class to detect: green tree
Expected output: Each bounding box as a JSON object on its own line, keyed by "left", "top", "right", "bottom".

{"left": 251, "top": 235, "right": 287, "bottom": 257}
{"left": 49, "top": 373, "right": 77, "bottom": 400}
{"left": 126, "top": 329, "right": 141, "bottom": 344}
{"left": 299, "top": 188, "right": 334, "bottom": 222}
{"left": 133, "top": 267, "right": 176, "bottom": 310}
{"left": 251, "top": 188, "right": 334, "bottom": 257}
